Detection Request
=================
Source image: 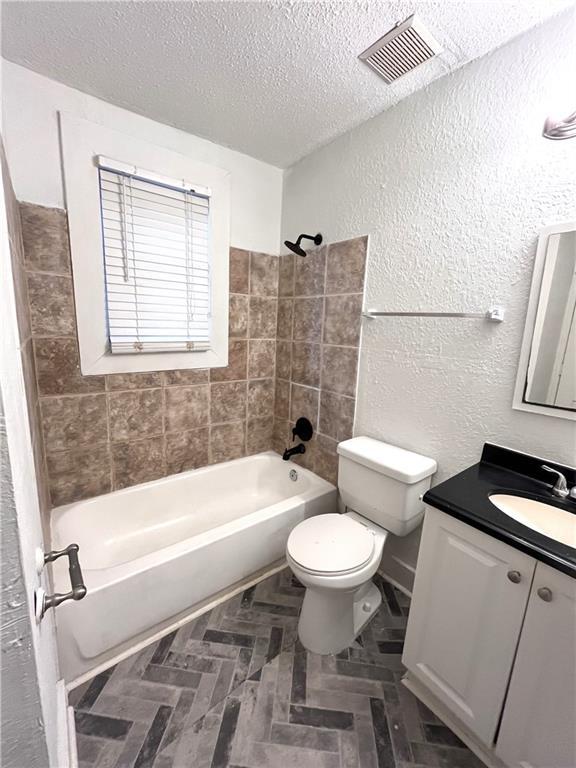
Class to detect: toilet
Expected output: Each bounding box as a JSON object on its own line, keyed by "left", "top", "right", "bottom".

{"left": 286, "top": 437, "right": 437, "bottom": 655}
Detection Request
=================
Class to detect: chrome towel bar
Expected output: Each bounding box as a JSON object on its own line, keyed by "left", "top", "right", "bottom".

{"left": 362, "top": 306, "right": 505, "bottom": 323}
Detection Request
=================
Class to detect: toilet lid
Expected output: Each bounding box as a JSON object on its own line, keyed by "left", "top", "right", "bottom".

{"left": 287, "top": 514, "right": 375, "bottom": 574}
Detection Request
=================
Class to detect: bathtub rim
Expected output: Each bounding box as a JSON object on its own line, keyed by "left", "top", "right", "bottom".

{"left": 51, "top": 451, "right": 335, "bottom": 589}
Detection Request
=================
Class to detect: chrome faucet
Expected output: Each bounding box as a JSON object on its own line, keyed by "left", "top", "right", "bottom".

{"left": 541, "top": 465, "right": 576, "bottom": 500}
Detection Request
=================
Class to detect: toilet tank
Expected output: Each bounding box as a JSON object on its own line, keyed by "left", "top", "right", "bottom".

{"left": 337, "top": 437, "right": 437, "bottom": 536}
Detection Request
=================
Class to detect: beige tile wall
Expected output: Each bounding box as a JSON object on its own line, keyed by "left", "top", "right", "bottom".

{"left": 20, "top": 204, "right": 279, "bottom": 507}
{"left": 18, "top": 200, "right": 367, "bottom": 507}
{"left": 1, "top": 148, "right": 50, "bottom": 520}
{"left": 272, "top": 237, "right": 367, "bottom": 485}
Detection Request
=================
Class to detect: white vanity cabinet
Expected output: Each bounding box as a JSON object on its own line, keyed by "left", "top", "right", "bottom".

{"left": 403, "top": 506, "right": 576, "bottom": 768}
{"left": 495, "top": 561, "right": 576, "bottom": 768}
{"left": 402, "top": 507, "right": 536, "bottom": 745}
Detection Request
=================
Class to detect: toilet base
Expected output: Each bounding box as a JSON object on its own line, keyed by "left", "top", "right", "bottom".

{"left": 353, "top": 581, "right": 382, "bottom": 638}
{"left": 297, "top": 579, "right": 382, "bottom": 655}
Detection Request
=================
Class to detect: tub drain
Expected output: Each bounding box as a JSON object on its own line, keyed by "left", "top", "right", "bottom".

{"left": 289, "top": 469, "right": 298, "bottom": 482}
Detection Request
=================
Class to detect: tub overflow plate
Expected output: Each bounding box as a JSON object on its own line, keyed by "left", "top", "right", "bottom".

{"left": 289, "top": 469, "right": 298, "bottom": 482}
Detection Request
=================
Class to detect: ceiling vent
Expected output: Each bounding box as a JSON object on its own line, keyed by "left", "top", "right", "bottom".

{"left": 359, "top": 14, "right": 442, "bottom": 84}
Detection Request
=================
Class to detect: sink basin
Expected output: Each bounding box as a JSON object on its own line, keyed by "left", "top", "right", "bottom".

{"left": 489, "top": 494, "right": 576, "bottom": 549}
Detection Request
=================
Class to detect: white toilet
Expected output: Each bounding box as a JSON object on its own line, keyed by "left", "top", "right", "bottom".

{"left": 286, "top": 436, "right": 436, "bottom": 655}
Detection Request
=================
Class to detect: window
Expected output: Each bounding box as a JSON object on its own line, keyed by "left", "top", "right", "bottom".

{"left": 61, "top": 115, "right": 230, "bottom": 375}
{"left": 98, "top": 158, "right": 211, "bottom": 354}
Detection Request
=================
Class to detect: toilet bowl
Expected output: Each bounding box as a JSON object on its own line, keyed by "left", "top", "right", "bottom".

{"left": 286, "top": 437, "right": 436, "bottom": 655}
{"left": 287, "top": 512, "right": 387, "bottom": 654}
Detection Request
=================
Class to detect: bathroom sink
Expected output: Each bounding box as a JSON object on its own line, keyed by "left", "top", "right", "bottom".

{"left": 489, "top": 494, "right": 576, "bottom": 549}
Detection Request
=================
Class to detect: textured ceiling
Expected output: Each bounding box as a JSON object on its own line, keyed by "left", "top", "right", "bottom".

{"left": 1, "top": 1, "right": 572, "bottom": 167}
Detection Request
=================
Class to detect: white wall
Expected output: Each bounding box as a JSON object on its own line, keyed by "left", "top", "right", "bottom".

{"left": 282, "top": 11, "right": 576, "bottom": 588}
{"left": 1, "top": 61, "right": 283, "bottom": 254}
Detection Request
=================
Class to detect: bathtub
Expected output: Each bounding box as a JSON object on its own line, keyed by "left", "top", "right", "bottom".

{"left": 51, "top": 451, "right": 336, "bottom": 683}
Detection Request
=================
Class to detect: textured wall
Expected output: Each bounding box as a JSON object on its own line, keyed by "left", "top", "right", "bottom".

{"left": 0, "top": 393, "right": 50, "bottom": 768}
{"left": 1, "top": 62, "right": 283, "bottom": 254}
{"left": 21, "top": 203, "right": 281, "bottom": 508}
{"left": 283, "top": 12, "right": 576, "bottom": 475}
{"left": 281, "top": 12, "right": 576, "bottom": 587}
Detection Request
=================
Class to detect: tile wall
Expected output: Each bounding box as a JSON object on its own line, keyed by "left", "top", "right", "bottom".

{"left": 272, "top": 237, "right": 367, "bottom": 484}
{"left": 2, "top": 149, "right": 50, "bottom": 519}
{"left": 18, "top": 202, "right": 366, "bottom": 509}
{"left": 20, "top": 204, "right": 279, "bottom": 507}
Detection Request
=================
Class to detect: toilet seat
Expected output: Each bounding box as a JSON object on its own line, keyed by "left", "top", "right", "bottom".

{"left": 287, "top": 514, "right": 375, "bottom": 576}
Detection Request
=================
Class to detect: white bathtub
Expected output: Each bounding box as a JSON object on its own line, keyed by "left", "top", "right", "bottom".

{"left": 51, "top": 451, "right": 336, "bottom": 683}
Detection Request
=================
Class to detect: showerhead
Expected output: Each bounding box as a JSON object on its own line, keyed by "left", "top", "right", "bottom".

{"left": 284, "top": 240, "right": 306, "bottom": 257}
{"left": 284, "top": 233, "right": 322, "bottom": 257}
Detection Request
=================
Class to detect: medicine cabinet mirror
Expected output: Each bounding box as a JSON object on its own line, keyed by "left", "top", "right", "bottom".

{"left": 513, "top": 222, "right": 576, "bottom": 420}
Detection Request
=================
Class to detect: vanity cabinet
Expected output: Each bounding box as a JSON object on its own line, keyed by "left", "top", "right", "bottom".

{"left": 402, "top": 508, "right": 536, "bottom": 745}
{"left": 403, "top": 506, "right": 576, "bottom": 768}
{"left": 495, "top": 561, "right": 576, "bottom": 768}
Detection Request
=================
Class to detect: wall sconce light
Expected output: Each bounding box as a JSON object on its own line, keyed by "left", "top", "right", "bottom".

{"left": 542, "top": 110, "right": 576, "bottom": 140}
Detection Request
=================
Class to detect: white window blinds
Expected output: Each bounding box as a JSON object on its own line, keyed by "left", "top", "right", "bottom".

{"left": 98, "top": 157, "right": 211, "bottom": 354}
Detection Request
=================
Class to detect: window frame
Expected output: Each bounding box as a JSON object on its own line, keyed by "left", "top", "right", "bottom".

{"left": 60, "top": 113, "right": 230, "bottom": 375}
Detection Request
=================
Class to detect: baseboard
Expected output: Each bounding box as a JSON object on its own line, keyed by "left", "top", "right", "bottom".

{"left": 402, "top": 674, "right": 507, "bottom": 768}
{"left": 55, "top": 679, "right": 75, "bottom": 767}
{"left": 67, "top": 704, "right": 78, "bottom": 768}
{"left": 377, "top": 568, "right": 412, "bottom": 598}
{"left": 67, "top": 558, "right": 287, "bottom": 691}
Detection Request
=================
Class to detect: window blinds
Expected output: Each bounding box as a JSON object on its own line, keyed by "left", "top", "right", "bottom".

{"left": 98, "top": 158, "right": 211, "bottom": 354}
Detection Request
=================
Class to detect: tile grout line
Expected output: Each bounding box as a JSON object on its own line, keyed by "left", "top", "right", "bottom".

{"left": 104, "top": 375, "right": 114, "bottom": 492}
{"left": 269, "top": 262, "right": 280, "bottom": 449}
{"left": 319, "top": 243, "right": 330, "bottom": 435}
{"left": 161, "top": 383, "right": 167, "bottom": 478}
{"left": 25, "top": 267, "right": 72, "bottom": 279}
{"left": 244, "top": 251, "right": 254, "bottom": 457}
{"left": 287, "top": 255, "right": 296, "bottom": 432}
{"left": 292, "top": 290, "right": 363, "bottom": 299}
{"left": 30, "top": 336, "right": 54, "bottom": 508}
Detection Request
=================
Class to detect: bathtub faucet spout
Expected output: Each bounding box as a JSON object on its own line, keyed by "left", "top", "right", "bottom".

{"left": 282, "top": 444, "right": 306, "bottom": 461}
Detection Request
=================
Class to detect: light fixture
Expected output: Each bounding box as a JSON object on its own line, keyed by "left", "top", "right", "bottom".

{"left": 542, "top": 111, "right": 576, "bottom": 140}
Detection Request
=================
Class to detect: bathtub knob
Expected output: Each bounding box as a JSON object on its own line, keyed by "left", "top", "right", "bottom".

{"left": 362, "top": 602, "right": 371, "bottom": 613}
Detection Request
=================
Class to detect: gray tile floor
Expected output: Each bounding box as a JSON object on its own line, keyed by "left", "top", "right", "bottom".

{"left": 70, "top": 569, "right": 484, "bottom": 768}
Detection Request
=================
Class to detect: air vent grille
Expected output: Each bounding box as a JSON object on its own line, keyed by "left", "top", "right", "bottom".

{"left": 359, "top": 14, "right": 442, "bottom": 84}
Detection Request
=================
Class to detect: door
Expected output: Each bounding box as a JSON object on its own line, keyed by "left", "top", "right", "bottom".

{"left": 403, "top": 507, "right": 535, "bottom": 745}
{"left": 1, "top": 145, "right": 67, "bottom": 765}
{"left": 496, "top": 562, "right": 576, "bottom": 768}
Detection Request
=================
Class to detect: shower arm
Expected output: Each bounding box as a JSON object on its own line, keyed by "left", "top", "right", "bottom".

{"left": 284, "top": 232, "right": 323, "bottom": 257}
{"left": 295, "top": 234, "right": 318, "bottom": 247}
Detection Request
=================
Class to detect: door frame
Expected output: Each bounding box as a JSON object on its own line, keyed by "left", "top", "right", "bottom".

{"left": 1, "top": 149, "right": 75, "bottom": 767}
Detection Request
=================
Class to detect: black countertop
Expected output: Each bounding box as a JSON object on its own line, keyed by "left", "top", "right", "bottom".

{"left": 423, "top": 443, "right": 576, "bottom": 578}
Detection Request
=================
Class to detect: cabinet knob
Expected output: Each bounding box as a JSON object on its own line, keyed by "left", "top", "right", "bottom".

{"left": 537, "top": 587, "right": 553, "bottom": 602}
{"left": 507, "top": 570, "right": 522, "bottom": 584}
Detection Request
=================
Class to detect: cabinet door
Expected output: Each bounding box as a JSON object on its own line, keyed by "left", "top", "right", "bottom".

{"left": 402, "top": 507, "right": 535, "bottom": 745}
{"left": 496, "top": 562, "right": 576, "bottom": 768}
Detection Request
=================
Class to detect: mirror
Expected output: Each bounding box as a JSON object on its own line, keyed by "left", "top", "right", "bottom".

{"left": 514, "top": 222, "right": 576, "bottom": 419}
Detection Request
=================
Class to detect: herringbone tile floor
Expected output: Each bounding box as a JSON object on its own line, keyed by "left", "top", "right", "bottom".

{"left": 71, "top": 569, "right": 484, "bottom": 768}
